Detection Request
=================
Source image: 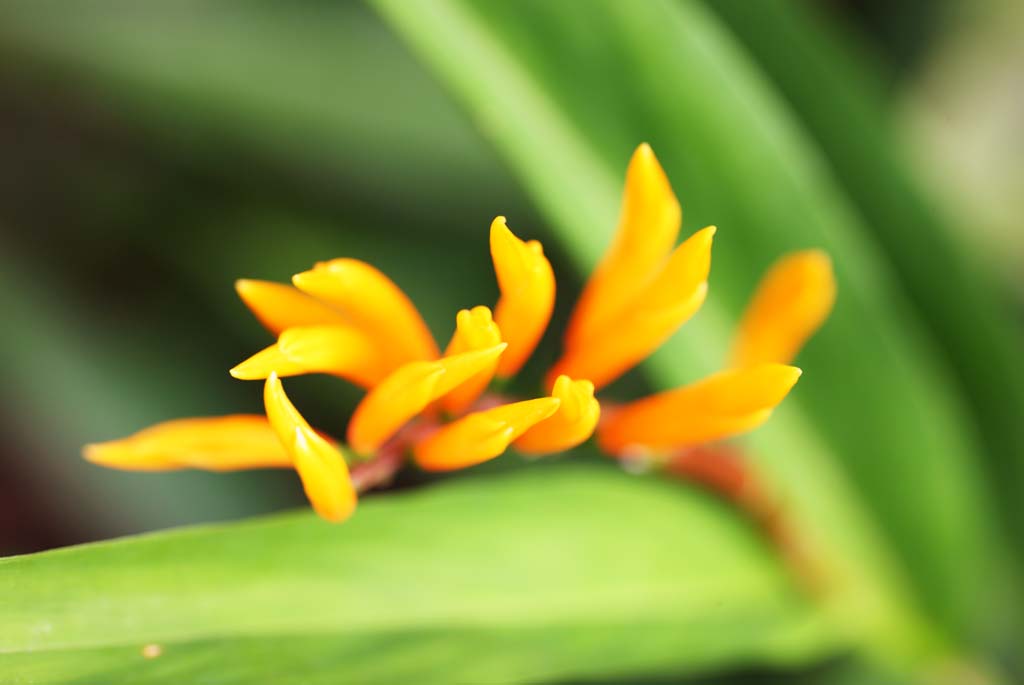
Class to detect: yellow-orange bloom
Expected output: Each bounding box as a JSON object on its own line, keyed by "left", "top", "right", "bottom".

{"left": 235, "top": 279, "right": 349, "bottom": 335}
{"left": 264, "top": 373, "right": 356, "bottom": 522}
{"left": 84, "top": 142, "right": 833, "bottom": 527}
{"left": 441, "top": 306, "right": 503, "bottom": 415}
{"left": 731, "top": 250, "right": 836, "bottom": 368}
{"left": 293, "top": 258, "right": 438, "bottom": 368}
{"left": 490, "top": 217, "right": 555, "bottom": 378}
{"left": 414, "top": 397, "right": 560, "bottom": 472}
{"left": 549, "top": 225, "right": 715, "bottom": 390}
{"left": 84, "top": 415, "right": 292, "bottom": 471}
{"left": 565, "top": 143, "right": 681, "bottom": 350}
{"left": 347, "top": 343, "right": 507, "bottom": 454}
{"left": 515, "top": 375, "right": 600, "bottom": 455}
{"left": 230, "top": 325, "right": 388, "bottom": 388}
{"left": 598, "top": 364, "right": 802, "bottom": 454}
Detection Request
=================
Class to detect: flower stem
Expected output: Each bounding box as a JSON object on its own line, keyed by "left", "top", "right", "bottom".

{"left": 662, "top": 444, "right": 824, "bottom": 594}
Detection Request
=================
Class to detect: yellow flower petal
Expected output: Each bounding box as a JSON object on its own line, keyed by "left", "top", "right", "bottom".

{"left": 347, "top": 343, "right": 507, "bottom": 454}
{"left": 229, "top": 325, "right": 386, "bottom": 387}
{"left": 548, "top": 226, "right": 714, "bottom": 390}
{"left": 230, "top": 343, "right": 309, "bottom": 381}
{"left": 292, "top": 259, "right": 438, "bottom": 368}
{"left": 235, "top": 279, "right": 348, "bottom": 336}
{"left": 514, "top": 375, "right": 600, "bottom": 455}
{"left": 440, "top": 306, "right": 503, "bottom": 415}
{"left": 414, "top": 397, "right": 561, "bottom": 472}
{"left": 564, "top": 143, "right": 681, "bottom": 350}
{"left": 264, "top": 373, "right": 356, "bottom": 522}
{"left": 731, "top": 250, "right": 836, "bottom": 368}
{"left": 279, "top": 325, "right": 389, "bottom": 388}
{"left": 598, "top": 364, "right": 802, "bottom": 453}
{"left": 490, "top": 217, "right": 555, "bottom": 378}
{"left": 83, "top": 415, "right": 292, "bottom": 472}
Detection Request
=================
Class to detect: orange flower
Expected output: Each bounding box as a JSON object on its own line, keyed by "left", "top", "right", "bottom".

{"left": 514, "top": 376, "right": 600, "bottom": 456}
{"left": 85, "top": 143, "right": 833, "bottom": 523}
{"left": 414, "top": 397, "right": 561, "bottom": 472}
{"left": 346, "top": 342, "right": 507, "bottom": 455}
{"left": 549, "top": 225, "right": 715, "bottom": 390}
{"left": 440, "top": 306, "right": 503, "bottom": 415}
{"left": 730, "top": 250, "right": 836, "bottom": 368}
{"left": 264, "top": 373, "right": 356, "bottom": 522}
{"left": 490, "top": 217, "right": 555, "bottom": 378}
{"left": 598, "top": 365, "right": 803, "bottom": 454}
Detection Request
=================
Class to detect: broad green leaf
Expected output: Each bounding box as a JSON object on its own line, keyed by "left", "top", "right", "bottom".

{"left": 0, "top": 463, "right": 834, "bottom": 684}
{"left": 706, "top": 0, "right": 1024, "bottom": 568}
{"left": 370, "top": 0, "right": 1008, "bottom": 661}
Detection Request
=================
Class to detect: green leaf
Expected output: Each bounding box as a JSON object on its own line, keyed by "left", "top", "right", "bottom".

{"left": 705, "top": 0, "right": 1024, "bottom": 566}
{"left": 0, "top": 463, "right": 833, "bottom": 683}
{"left": 370, "top": 0, "right": 1010, "bottom": 659}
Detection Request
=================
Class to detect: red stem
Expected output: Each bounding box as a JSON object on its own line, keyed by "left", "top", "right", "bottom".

{"left": 349, "top": 420, "right": 437, "bottom": 494}
{"left": 662, "top": 444, "right": 823, "bottom": 593}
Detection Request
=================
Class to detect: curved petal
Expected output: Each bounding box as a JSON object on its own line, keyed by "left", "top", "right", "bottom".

{"left": 293, "top": 259, "right": 438, "bottom": 368}
{"left": 347, "top": 343, "right": 507, "bottom": 454}
{"left": 441, "top": 306, "right": 503, "bottom": 415}
{"left": 598, "top": 364, "right": 802, "bottom": 454}
{"left": 564, "top": 143, "right": 681, "bottom": 350}
{"left": 278, "top": 325, "right": 390, "bottom": 388}
{"left": 230, "top": 325, "right": 389, "bottom": 388}
{"left": 490, "top": 217, "right": 556, "bottom": 378}
{"left": 548, "top": 227, "right": 713, "bottom": 390}
{"left": 264, "top": 373, "right": 356, "bottom": 523}
{"left": 414, "top": 397, "right": 560, "bottom": 472}
{"left": 83, "top": 415, "right": 293, "bottom": 472}
{"left": 235, "top": 279, "right": 348, "bottom": 336}
{"left": 731, "top": 250, "right": 836, "bottom": 368}
{"left": 515, "top": 375, "right": 600, "bottom": 455}
{"left": 230, "top": 344, "right": 309, "bottom": 381}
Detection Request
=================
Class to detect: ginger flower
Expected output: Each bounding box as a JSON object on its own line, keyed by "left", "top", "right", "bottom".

{"left": 85, "top": 143, "right": 834, "bottom": 523}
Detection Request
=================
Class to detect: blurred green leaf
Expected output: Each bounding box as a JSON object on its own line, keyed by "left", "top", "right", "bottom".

{"left": 706, "top": 0, "right": 1024, "bottom": 573}
{"left": 371, "top": 0, "right": 1011, "bottom": 662}
{"left": 0, "top": 0, "right": 532, "bottom": 236}
{"left": 0, "top": 463, "right": 833, "bottom": 683}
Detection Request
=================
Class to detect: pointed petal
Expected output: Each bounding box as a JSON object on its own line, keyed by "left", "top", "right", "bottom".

{"left": 548, "top": 227, "right": 714, "bottom": 390}
{"left": 731, "top": 250, "right": 836, "bottom": 368}
{"left": 230, "top": 326, "right": 389, "bottom": 387}
{"left": 490, "top": 217, "right": 556, "bottom": 378}
{"left": 347, "top": 343, "right": 507, "bottom": 454}
{"left": 639, "top": 225, "right": 715, "bottom": 312}
{"left": 598, "top": 365, "right": 802, "bottom": 453}
{"left": 235, "top": 279, "right": 348, "bottom": 336}
{"left": 230, "top": 343, "right": 308, "bottom": 381}
{"left": 278, "top": 325, "right": 389, "bottom": 388}
{"left": 264, "top": 373, "right": 356, "bottom": 522}
{"left": 564, "top": 144, "right": 681, "bottom": 350}
{"left": 414, "top": 397, "right": 560, "bottom": 472}
{"left": 440, "top": 306, "right": 503, "bottom": 415}
{"left": 292, "top": 259, "right": 438, "bottom": 368}
{"left": 515, "top": 375, "right": 601, "bottom": 455}
{"left": 83, "top": 415, "right": 292, "bottom": 472}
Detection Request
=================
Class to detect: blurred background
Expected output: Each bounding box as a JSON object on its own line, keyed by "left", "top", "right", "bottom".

{"left": 0, "top": 0, "right": 1022, "bottom": 679}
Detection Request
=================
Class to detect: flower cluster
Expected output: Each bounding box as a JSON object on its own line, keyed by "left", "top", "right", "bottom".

{"left": 86, "top": 144, "right": 835, "bottom": 523}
